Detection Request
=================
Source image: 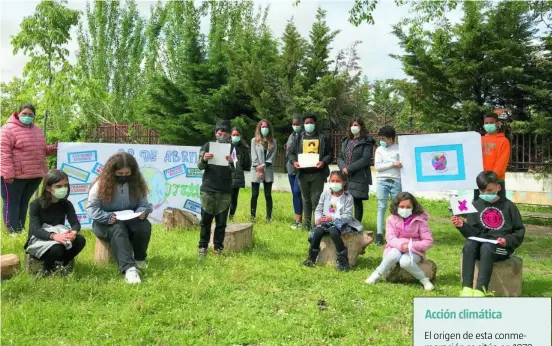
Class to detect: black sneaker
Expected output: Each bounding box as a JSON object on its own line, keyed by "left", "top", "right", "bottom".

{"left": 265, "top": 218, "right": 272, "bottom": 224}
{"left": 375, "top": 234, "right": 384, "bottom": 246}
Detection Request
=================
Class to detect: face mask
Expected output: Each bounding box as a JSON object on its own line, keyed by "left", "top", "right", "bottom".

{"left": 231, "top": 136, "right": 241, "bottom": 143}
{"left": 19, "top": 116, "right": 34, "bottom": 125}
{"left": 329, "top": 183, "right": 342, "bottom": 192}
{"left": 480, "top": 193, "right": 498, "bottom": 203}
{"left": 292, "top": 125, "right": 302, "bottom": 133}
{"left": 216, "top": 135, "right": 230, "bottom": 143}
{"left": 398, "top": 208, "right": 413, "bottom": 218}
{"left": 116, "top": 175, "right": 131, "bottom": 185}
{"left": 304, "top": 124, "right": 315, "bottom": 133}
{"left": 484, "top": 124, "right": 497, "bottom": 133}
{"left": 52, "top": 187, "right": 68, "bottom": 199}
{"left": 261, "top": 128, "right": 269, "bottom": 136}
{"left": 350, "top": 126, "right": 360, "bottom": 135}
{"left": 379, "top": 140, "right": 388, "bottom": 148}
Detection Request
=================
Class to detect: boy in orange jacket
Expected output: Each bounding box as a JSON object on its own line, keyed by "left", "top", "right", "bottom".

{"left": 475, "top": 113, "right": 510, "bottom": 201}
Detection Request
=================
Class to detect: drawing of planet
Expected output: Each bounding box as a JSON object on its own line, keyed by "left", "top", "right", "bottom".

{"left": 431, "top": 153, "right": 448, "bottom": 172}
{"left": 141, "top": 166, "right": 167, "bottom": 210}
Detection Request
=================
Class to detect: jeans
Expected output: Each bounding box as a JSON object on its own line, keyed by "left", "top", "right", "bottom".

{"left": 462, "top": 239, "right": 509, "bottom": 291}
{"left": 473, "top": 181, "right": 506, "bottom": 201}
{"left": 298, "top": 172, "right": 326, "bottom": 227}
{"left": 40, "top": 234, "right": 86, "bottom": 272}
{"left": 251, "top": 182, "right": 273, "bottom": 219}
{"left": 376, "top": 179, "right": 402, "bottom": 235}
{"left": 375, "top": 248, "right": 426, "bottom": 280}
{"left": 229, "top": 188, "right": 240, "bottom": 217}
{"left": 1, "top": 177, "right": 42, "bottom": 232}
{"left": 353, "top": 198, "right": 364, "bottom": 222}
{"left": 288, "top": 174, "right": 303, "bottom": 216}
{"left": 310, "top": 226, "right": 345, "bottom": 252}
{"left": 93, "top": 219, "right": 152, "bottom": 273}
{"left": 199, "top": 206, "right": 229, "bottom": 250}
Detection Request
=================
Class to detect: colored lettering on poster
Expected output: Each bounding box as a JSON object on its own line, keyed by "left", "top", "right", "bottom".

{"left": 186, "top": 168, "right": 203, "bottom": 178}
{"left": 61, "top": 163, "right": 90, "bottom": 182}
{"left": 76, "top": 213, "right": 91, "bottom": 225}
{"left": 70, "top": 184, "right": 90, "bottom": 195}
{"left": 139, "top": 150, "right": 158, "bottom": 162}
{"left": 92, "top": 162, "right": 104, "bottom": 175}
{"left": 163, "top": 150, "right": 199, "bottom": 164}
{"left": 165, "top": 183, "right": 200, "bottom": 198}
{"left": 68, "top": 150, "right": 97, "bottom": 163}
{"left": 183, "top": 199, "right": 201, "bottom": 214}
{"left": 163, "top": 164, "right": 187, "bottom": 180}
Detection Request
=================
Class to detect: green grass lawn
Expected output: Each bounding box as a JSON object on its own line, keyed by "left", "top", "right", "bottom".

{"left": 2, "top": 190, "right": 551, "bottom": 346}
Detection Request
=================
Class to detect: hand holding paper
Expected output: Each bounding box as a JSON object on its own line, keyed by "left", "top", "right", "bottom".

{"left": 298, "top": 153, "right": 319, "bottom": 168}
{"left": 208, "top": 142, "right": 231, "bottom": 166}
{"left": 114, "top": 210, "right": 143, "bottom": 221}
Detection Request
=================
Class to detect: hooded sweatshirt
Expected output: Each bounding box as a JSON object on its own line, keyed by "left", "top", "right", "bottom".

{"left": 481, "top": 133, "right": 511, "bottom": 180}
{"left": 1, "top": 114, "right": 57, "bottom": 179}
{"left": 457, "top": 197, "right": 525, "bottom": 253}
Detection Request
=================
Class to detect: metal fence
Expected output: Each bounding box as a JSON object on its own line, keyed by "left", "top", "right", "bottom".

{"left": 83, "top": 124, "right": 551, "bottom": 173}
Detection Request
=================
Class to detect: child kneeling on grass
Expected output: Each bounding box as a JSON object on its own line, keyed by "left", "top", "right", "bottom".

{"left": 451, "top": 171, "right": 525, "bottom": 297}
{"left": 365, "top": 192, "right": 435, "bottom": 291}
{"left": 302, "top": 171, "right": 362, "bottom": 271}
{"left": 25, "top": 170, "right": 86, "bottom": 275}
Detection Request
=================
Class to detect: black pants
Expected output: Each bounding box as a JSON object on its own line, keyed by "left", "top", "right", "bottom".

{"left": 229, "top": 188, "right": 240, "bottom": 217}
{"left": 298, "top": 172, "right": 326, "bottom": 227}
{"left": 251, "top": 182, "right": 273, "bottom": 219}
{"left": 1, "top": 177, "right": 42, "bottom": 233}
{"left": 199, "top": 206, "right": 229, "bottom": 250}
{"left": 310, "top": 226, "right": 346, "bottom": 252}
{"left": 353, "top": 198, "right": 364, "bottom": 222}
{"left": 473, "top": 181, "right": 506, "bottom": 201}
{"left": 40, "top": 234, "right": 86, "bottom": 272}
{"left": 462, "top": 239, "right": 509, "bottom": 291}
{"left": 93, "top": 219, "right": 152, "bottom": 273}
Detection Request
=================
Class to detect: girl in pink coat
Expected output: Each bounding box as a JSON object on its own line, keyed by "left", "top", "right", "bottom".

{"left": 1, "top": 104, "right": 57, "bottom": 236}
{"left": 365, "top": 192, "right": 435, "bottom": 290}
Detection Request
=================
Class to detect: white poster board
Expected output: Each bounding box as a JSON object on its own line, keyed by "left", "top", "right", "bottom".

{"left": 57, "top": 142, "right": 202, "bottom": 229}
{"left": 398, "top": 132, "right": 483, "bottom": 192}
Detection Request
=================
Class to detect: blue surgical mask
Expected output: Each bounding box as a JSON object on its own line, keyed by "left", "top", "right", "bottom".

{"left": 379, "top": 140, "right": 388, "bottom": 148}
{"left": 261, "top": 128, "right": 269, "bottom": 136}
{"left": 231, "top": 136, "right": 241, "bottom": 143}
{"left": 480, "top": 193, "right": 498, "bottom": 203}
{"left": 484, "top": 124, "right": 497, "bottom": 133}
{"left": 292, "top": 125, "right": 302, "bottom": 133}
{"left": 304, "top": 124, "right": 315, "bottom": 133}
{"left": 19, "top": 116, "right": 34, "bottom": 125}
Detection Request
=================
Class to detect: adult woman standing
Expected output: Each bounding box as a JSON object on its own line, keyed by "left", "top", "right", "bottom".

{"left": 336, "top": 119, "right": 374, "bottom": 222}
{"left": 229, "top": 127, "right": 251, "bottom": 221}
{"left": 250, "top": 119, "right": 278, "bottom": 223}
{"left": 1, "top": 104, "right": 57, "bottom": 235}
{"left": 285, "top": 116, "right": 303, "bottom": 229}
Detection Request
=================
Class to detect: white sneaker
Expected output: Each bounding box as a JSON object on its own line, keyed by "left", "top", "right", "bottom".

{"left": 420, "top": 278, "right": 435, "bottom": 291}
{"left": 124, "top": 267, "right": 141, "bottom": 284}
{"left": 365, "top": 271, "right": 380, "bottom": 285}
{"left": 135, "top": 260, "right": 147, "bottom": 269}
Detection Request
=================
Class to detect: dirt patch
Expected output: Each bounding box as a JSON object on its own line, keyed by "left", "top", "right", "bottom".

{"left": 526, "top": 224, "right": 552, "bottom": 238}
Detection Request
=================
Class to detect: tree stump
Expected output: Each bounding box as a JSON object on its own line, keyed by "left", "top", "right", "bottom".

{"left": 316, "top": 231, "right": 373, "bottom": 267}
{"left": 1, "top": 254, "right": 20, "bottom": 279}
{"left": 94, "top": 237, "right": 114, "bottom": 263}
{"left": 460, "top": 255, "right": 522, "bottom": 297}
{"left": 163, "top": 207, "right": 200, "bottom": 230}
{"left": 385, "top": 259, "right": 437, "bottom": 283}
{"left": 25, "top": 253, "right": 43, "bottom": 274}
{"left": 209, "top": 223, "right": 253, "bottom": 252}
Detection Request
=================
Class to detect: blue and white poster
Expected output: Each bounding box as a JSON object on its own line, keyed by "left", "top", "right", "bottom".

{"left": 398, "top": 132, "right": 483, "bottom": 192}
{"left": 57, "top": 142, "right": 202, "bottom": 229}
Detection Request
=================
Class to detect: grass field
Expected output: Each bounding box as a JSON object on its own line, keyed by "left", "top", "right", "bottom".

{"left": 1, "top": 190, "right": 551, "bottom": 346}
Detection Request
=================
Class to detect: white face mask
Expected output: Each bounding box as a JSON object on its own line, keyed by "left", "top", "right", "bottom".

{"left": 398, "top": 208, "right": 413, "bottom": 219}
{"left": 350, "top": 126, "right": 360, "bottom": 135}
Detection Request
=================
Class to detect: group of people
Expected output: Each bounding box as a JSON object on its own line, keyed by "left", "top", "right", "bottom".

{"left": 1, "top": 104, "right": 525, "bottom": 296}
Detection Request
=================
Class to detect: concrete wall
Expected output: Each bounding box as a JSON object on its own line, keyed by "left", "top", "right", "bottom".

{"left": 245, "top": 166, "right": 552, "bottom": 206}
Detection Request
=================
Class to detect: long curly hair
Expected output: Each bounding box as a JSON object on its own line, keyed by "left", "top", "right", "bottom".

{"left": 254, "top": 119, "right": 275, "bottom": 150}
{"left": 95, "top": 152, "right": 149, "bottom": 203}
{"left": 390, "top": 192, "right": 425, "bottom": 216}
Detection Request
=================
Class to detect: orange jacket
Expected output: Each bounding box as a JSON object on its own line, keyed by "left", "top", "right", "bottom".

{"left": 481, "top": 133, "right": 511, "bottom": 180}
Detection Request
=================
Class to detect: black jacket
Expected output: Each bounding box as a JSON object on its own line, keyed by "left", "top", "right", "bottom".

{"left": 457, "top": 197, "right": 525, "bottom": 253}
{"left": 288, "top": 130, "right": 333, "bottom": 178}
{"left": 198, "top": 142, "right": 235, "bottom": 194}
{"left": 231, "top": 140, "right": 251, "bottom": 188}
{"left": 336, "top": 135, "right": 374, "bottom": 200}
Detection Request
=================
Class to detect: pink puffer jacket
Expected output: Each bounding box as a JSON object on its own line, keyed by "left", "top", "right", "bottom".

{"left": 384, "top": 212, "right": 434, "bottom": 257}
{"left": 1, "top": 114, "right": 56, "bottom": 180}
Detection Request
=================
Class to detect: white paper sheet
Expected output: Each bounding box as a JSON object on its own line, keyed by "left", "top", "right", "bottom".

{"left": 114, "top": 210, "right": 143, "bottom": 221}
{"left": 208, "top": 142, "right": 231, "bottom": 166}
{"left": 449, "top": 196, "right": 478, "bottom": 215}
{"left": 468, "top": 236, "right": 498, "bottom": 244}
{"left": 298, "top": 153, "right": 319, "bottom": 168}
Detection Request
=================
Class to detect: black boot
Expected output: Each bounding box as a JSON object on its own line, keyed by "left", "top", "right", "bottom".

{"left": 302, "top": 248, "right": 320, "bottom": 267}
{"left": 375, "top": 234, "right": 384, "bottom": 246}
{"left": 336, "top": 248, "right": 349, "bottom": 272}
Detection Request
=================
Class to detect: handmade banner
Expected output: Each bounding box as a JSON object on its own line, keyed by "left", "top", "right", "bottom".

{"left": 398, "top": 132, "right": 483, "bottom": 192}
{"left": 57, "top": 142, "right": 202, "bottom": 229}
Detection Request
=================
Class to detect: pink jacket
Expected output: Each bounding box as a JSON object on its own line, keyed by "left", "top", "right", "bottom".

{"left": 1, "top": 114, "right": 56, "bottom": 180}
{"left": 384, "top": 212, "right": 434, "bottom": 257}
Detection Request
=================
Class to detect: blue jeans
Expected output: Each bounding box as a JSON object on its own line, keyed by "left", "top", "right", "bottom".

{"left": 376, "top": 179, "right": 402, "bottom": 235}
{"left": 288, "top": 174, "right": 302, "bottom": 216}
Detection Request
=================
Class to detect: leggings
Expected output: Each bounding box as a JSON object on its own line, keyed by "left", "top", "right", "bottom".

{"left": 353, "top": 198, "right": 364, "bottom": 222}
{"left": 229, "top": 188, "right": 240, "bottom": 217}
{"left": 310, "top": 226, "right": 346, "bottom": 252}
{"left": 251, "top": 182, "right": 273, "bottom": 219}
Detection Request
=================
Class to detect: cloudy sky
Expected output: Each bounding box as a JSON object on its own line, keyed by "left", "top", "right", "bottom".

{"left": 0, "top": 0, "right": 461, "bottom": 83}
